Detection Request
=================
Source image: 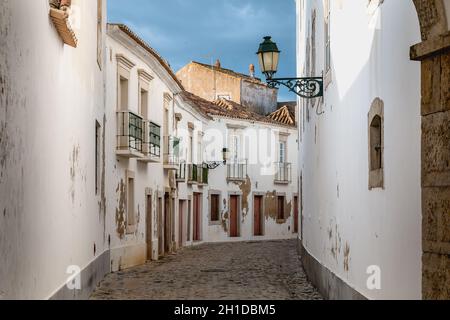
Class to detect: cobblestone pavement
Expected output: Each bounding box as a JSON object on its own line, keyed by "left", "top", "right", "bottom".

{"left": 91, "top": 240, "right": 323, "bottom": 300}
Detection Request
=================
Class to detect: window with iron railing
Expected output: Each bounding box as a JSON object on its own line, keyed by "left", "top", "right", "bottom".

{"left": 197, "top": 165, "right": 209, "bottom": 185}
{"left": 274, "top": 162, "right": 292, "bottom": 183}
{"left": 188, "top": 164, "right": 198, "bottom": 183}
{"left": 173, "top": 137, "right": 180, "bottom": 158}
{"left": 176, "top": 162, "right": 186, "bottom": 181}
{"left": 149, "top": 122, "right": 161, "bottom": 157}
{"left": 129, "top": 112, "right": 143, "bottom": 151}
{"left": 164, "top": 136, "right": 180, "bottom": 165}
{"left": 116, "top": 111, "right": 143, "bottom": 153}
{"left": 227, "top": 160, "right": 247, "bottom": 181}
{"left": 202, "top": 166, "right": 209, "bottom": 185}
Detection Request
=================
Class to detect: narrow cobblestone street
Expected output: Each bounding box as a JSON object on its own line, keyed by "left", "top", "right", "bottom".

{"left": 91, "top": 240, "right": 322, "bottom": 300}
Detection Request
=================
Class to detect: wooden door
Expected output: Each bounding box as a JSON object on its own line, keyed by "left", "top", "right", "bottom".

{"left": 187, "top": 200, "right": 191, "bottom": 241}
{"left": 230, "top": 195, "right": 239, "bottom": 237}
{"left": 178, "top": 200, "right": 184, "bottom": 248}
{"left": 193, "top": 193, "right": 201, "bottom": 241}
{"left": 294, "top": 196, "right": 299, "bottom": 234}
{"left": 171, "top": 198, "right": 176, "bottom": 246}
{"left": 146, "top": 194, "right": 152, "bottom": 261}
{"left": 164, "top": 193, "right": 170, "bottom": 254}
{"left": 158, "top": 197, "right": 163, "bottom": 258}
{"left": 277, "top": 196, "right": 285, "bottom": 220}
{"left": 254, "top": 196, "right": 263, "bottom": 236}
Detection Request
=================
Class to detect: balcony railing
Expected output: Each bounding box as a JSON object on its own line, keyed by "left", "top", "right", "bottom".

{"left": 197, "top": 164, "right": 209, "bottom": 185}
{"left": 187, "top": 164, "right": 198, "bottom": 184}
{"left": 274, "top": 162, "right": 292, "bottom": 184}
{"left": 164, "top": 136, "right": 180, "bottom": 167}
{"left": 176, "top": 162, "right": 186, "bottom": 181}
{"left": 186, "top": 164, "right": 209, "bottom": 185}
{"left": 142, "top": 121, "right": 161, "bottom": 160}
{"left": 116, "top": 111, "right": 143, "bottom": 157}
{"left": 227, "top": 160, "right": 248, "bottom": 181}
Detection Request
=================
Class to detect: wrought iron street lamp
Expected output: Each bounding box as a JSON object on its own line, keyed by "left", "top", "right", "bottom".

{"left": 204, "top": 148, "right": 231, "bottom": 170}
{"left": 257, "top": 36, "right": 323, "bottom": 99}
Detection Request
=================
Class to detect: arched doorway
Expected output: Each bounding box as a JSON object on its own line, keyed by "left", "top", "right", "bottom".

{"left": 410, "top": 0, "right": 449, "bottom": 300}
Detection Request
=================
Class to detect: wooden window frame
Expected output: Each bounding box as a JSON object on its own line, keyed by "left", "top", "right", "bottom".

{"left": 209, "top": 191, "right": 221, "bottom": 225}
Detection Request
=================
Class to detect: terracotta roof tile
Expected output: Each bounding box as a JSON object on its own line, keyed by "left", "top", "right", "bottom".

{"left": 278, "top": 101, "right": 297, "bottom": 116}
{"left": 268, "top": 105, "right": 296, "bottom": 126}
{"left": 180, "top": 91, "right": 296, "bottom": 128}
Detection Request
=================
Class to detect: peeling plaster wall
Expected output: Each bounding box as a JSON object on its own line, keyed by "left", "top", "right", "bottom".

{"left": 296, "top": 0, "right": 422, "bottom": 299}
{"left": 176, "top": 62, "right": 278, "bottom": 116}
{"left": 204, "top": 118, "right": 299, "bottom": 243}
{"left": 241, "top": 80, "right": 278, "bottom": 115}
{"left": 0, "top": 0, "right": 108, "bottom": 299}
{"left": 173, "top": 98, "right": 210, "bottom": 248}
{"left": 105, "top": 33, "right": 171, "bottom": 272}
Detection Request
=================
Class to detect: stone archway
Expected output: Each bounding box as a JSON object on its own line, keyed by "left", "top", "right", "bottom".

{"left": 410, "top": 0, "right": 449, "bottom": 300}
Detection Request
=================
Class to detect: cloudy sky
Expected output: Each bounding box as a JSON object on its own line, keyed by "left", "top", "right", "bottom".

{"left": 108, "top": 0, "right": 297, "bottom": 102}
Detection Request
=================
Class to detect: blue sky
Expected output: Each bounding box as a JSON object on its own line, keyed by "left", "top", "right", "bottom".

{"left": 108, "top": 0, "right": 297, "bottom": 102}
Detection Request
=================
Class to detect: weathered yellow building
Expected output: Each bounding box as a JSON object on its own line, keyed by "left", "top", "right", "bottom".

{"left": 176, "top": 61, "right": 279, "bottom": 116}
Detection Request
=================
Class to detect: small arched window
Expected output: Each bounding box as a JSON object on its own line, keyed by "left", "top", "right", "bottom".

{"left": 368, "top": 98, "right": 384, "bottom": 190}
{"left": 370, "top": 115, "right": 382, "bottom": 171}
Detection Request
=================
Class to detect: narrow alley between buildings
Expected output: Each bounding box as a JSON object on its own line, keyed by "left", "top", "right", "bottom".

{"left": 1, "top": 0, "right": 449, "bottom": 301}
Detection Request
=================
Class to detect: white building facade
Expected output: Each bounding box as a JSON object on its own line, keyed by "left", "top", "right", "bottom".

{"left": 179, "top": 94, "right": 300, "bottom": 243}
{"left": 203, "top": 118, "right": 299, "bottom": 243}
{"left": 296, "top": 0, "right": 423, "bottom": 299}
{"left": 0, "top": 0, "right": 108, "bottom": 299}
{"left": 105, "top": 24, "right": 194, "bottom": 270}
{"left": 104, "top": 24, "right": 301, "bottom": 273}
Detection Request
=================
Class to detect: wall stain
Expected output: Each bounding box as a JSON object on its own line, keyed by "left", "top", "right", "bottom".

{"left": 221, "top": 211, "right": 229, "bottom": 233}
{"left": 232, "top": 175, "right": 251, "bottom": 221}
{"left": 115, "top": 179, "right": 126, "bottom": 240}
{"left": 136, "top": 204, "right": 141, "bottom": 236}
{"left": 0, "top": 122, "right": 9, "bottom": 172}
{"left": 284, "top": 199, "right": 292, "bottom": 220}
{"left": 329, "top": 224, "right": 342, "bottom": 261}
{"left": 69, "top": 144, "right": 80, "bottom": 204}
{"left": 344, "top": 242, "right": 351, "bottom": 272}
{"left": 263, "top": 191, "right": 291, "bottom": 224}
{"left": 221, "top": 198, "right": 228, "bottom": 233}
{"left": 264, "top": 191, "right": 278, "bottom": 221}
{"left": 328, "top": 222, "right": 349, "bottom": 272}
{"left": 99, "top": 114, "right": 107, "bottom": 241}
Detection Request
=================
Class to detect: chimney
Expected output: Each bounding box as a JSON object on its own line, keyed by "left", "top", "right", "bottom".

{"left": 249, "top": 64, "right": 255, "bottom": 78}
{"left": 214, "top": 59, "right": 221, "bottom": 69}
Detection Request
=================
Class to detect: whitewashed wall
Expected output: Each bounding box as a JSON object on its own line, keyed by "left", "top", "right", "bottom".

{"left": 0, "top": 0, "right": 107, "bottom": 299}
{"left": 202, "top": 118, "right": 299, "bottom": 243}
{"left": 296, "top": 0, "right": 422, "bottom": 299}
{"left": 105, "top": 27, "right": 184, "bottom": 271}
